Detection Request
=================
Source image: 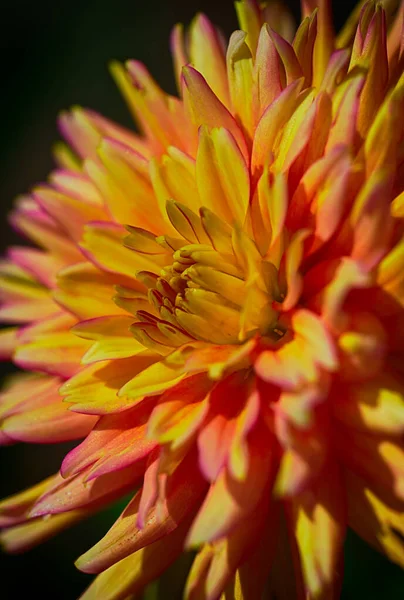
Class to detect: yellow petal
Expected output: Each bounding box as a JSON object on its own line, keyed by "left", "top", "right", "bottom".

{"left": 182, "top": 66, "right": 248, "bottom": 162}
{"left": 332, "top": 373, "right": 404, "bottom": 435}
{"left": 80, "top": 223, "right": 156, "bottom": 281}
{"left": 252, "top": 24, "right": 284, "bottom": 122}
{"left": 288, "top": 460, "right": 345, "bottom": 599}
{"left": 79, "top": 518, "right": 190, "bottom": 600}
{"left": 60, "top": 355, "right": 158, "bottom": 415}
{"left": 34, "top": 186, "right": 107, "bottom": 242}
{"left": 377, "top": 236, "right": 404, "bottom": 308}
{"left": 235, "top": 0, "right": 262, "bottom": 56}
{"left": 55, "top": 262, "right": 131, "bottom": 319}
{"left": 345, "top": 469, "right": 404, "bottom": 568}
{"left": 88, "top": 139, "right": 166, "bottom": 233}
{"left": 0, "top": 510, "right": 88, "bottom": 553}
{"left": 252, "top": 78, "right": 304, "bottom": 172}
{"left": 14, "top": 332, "right": 91, "bottom": 378}
{"left": 118, "top": 358, "right": 186, "bottom": 402}
{"left": 196, "top": 127, "right": 250, "bottom": 225}
{"left": 227, "top": 30, "right": 254, "bottom": 138}
{"left": 189, "top": 13, "right": 230, "bottom": 108}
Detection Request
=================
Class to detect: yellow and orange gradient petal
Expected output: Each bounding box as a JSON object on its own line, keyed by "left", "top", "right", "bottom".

{"left": 1, "top": 1, "right": 404, "bottom": 598}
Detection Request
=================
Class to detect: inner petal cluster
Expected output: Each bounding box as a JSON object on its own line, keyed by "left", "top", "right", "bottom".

{"left": 123, "top": 202, "right": 284, "bottom": 348}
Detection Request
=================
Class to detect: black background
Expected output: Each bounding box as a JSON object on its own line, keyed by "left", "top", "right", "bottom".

{"left": 0, "top": 1, "right": 403, "bottom": 598}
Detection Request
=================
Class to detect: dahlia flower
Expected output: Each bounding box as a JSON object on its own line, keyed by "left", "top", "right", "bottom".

{"left": 1, "top": 0, "right": 404, "bottom": 597}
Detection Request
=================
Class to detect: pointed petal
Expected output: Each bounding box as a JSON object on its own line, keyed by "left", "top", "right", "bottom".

{"left": 61, "top": 399, "right": 152, "bottom": 478}
{"left": 187, "top": 423, "right": 272, "bottom": 545}
{"left": 55, "top": 262, "right": 131, "bottom": 320}
{"left": 72, "top": 316, "right": 145, "bottom": 364}
{"left": 34, "top": 186, "right": 107, "bottom": 242}
{"left": 2, "top": 402, "right": 97, "bottom": 444}
{"left": 185, "top": 494, "right": 269, "bottom": 600}
{"left": 287, "top": 460, "right": 346, "bottom": 599}
{"left": 227, "top": 31, "right": 254, "bottom": 137}
{"left": 0, "top": 328, "right": 18, "bottom": 360}
{"left": 335, "top": 427, "right": 404, "bottom": 504}
{"left": 14, "top": 332, "right": 91, "bottom": 378}
{"left": 182, "top": 66, "right": 248, "bottom": 162}
{"left": 0, "top": 476, "right": 54, "bottom": 527}
{"left": 118, "top": 358, "right": 186, "bottom": 403}
{"left": 75, "top": 452, "right": 206, "bottom": 574}
{"left": 345, "top": 469, "right": 404, "bottom": 568}
{"left": 196, "top": 127, "right": 250, "bottom": 225}
{"left": 60, "top": 354, "right": 158, "bottom": 415}
{"left": 80, "top": 222, "right": 151, "bottom": 282}
{"left": 30, "top": 465, "right": 140, "bottom": 517}
{"left": 79, "top": 514, "right": 193, "bottom": 600}
{"left": 0, "top": 510, "right": 89, "bottom": 553}
{"left": 252, "top": 78, "right": 304, "bottom": 172}
{"left": 189, "top": 14, "right": 230, "bottom": 108}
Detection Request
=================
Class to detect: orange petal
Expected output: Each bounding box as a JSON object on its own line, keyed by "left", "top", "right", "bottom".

{"left": 189, "top": 14, "right": 230, "bottom": 108}
{"left": 332, "top": 373, "right": 404, "bottom": 437}
{"left": 252, "top": 78, "right": 304, "bottom": 173}
{"left": 75, "top": 452, "right": 207, "bottom": 574}
{"left": 147, "top": 373, "right": 213, "bottom": 448}
{"left": 345, "top": 469, "right": 404, "bottom": 568}
{"left": 30, "top": 465, "right": 140, "bottom": 517}
{"left": 377, "top": 235, "right": 404, "bottom": 308}
{"left": 149, "top": 149, "right": 200, "bottom": 221}
{"left": 334, "top": 427, "right": 404, "bottom": 505}
{"left": 286, "top": 460, "right": 346, "bottom": 599}
{"left": 9, "top": 246, "right": 66, "bottom": 288}
{"left": 293, "top": 10, "right": 317, "bottom": 87}
{"left": 34, "top": 186, "right": 107, "bottom": 242}
{"left": 68, "top": 407, "right": 155, "bottom": 482}
{"left": 91, "top": 138, "right": 163, "bottom": 231}
{"left": 14, "top": 332, "right": 91, "bottom": 378}
{"left": 235, "top": 0, "right": 262, "bottom": 56}
{"left": 274, "top": 402, "right": 329, "bottom": 496}
{"left": 10, "top": 196, "right": 81, "bottom": 262}
{"left": 252, "top": 23, "right": 283, "bottom": 122}
{"left": 187, "top": 422, "right": 272, "bottom": 546}
{"left": 311, "top": 0, "right": 334, "bottom": 87}
{"left": 185, "top": 494, "right": 270, "bottom": 600}
{"left": 182, "top": 66, "right": 248, "bottom": 162}
{"left": 0, "top": 327, "right": 18, "bottom": 360}
{"left": 0, "top": 476, "right": 55, "bottom": 527}
{"left": 0, "top": 372, "right": 61, "bottom": 420}
{"left": 2, "top": 402, "right": 97, "bottom": 444}
{"left": 55, "top": 262, "right": 132, "bottom": 320}
{"left": 350, "top": 169, "right": 394, "bottom": 271}
{"left": 0, "top": 510, "right": 89, "bottom": 554}
{"left": 79, "top": 513, "right": 193, "bottom": 600}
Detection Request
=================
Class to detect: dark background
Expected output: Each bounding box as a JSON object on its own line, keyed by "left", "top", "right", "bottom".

{"left": 0, "top": 1, "right": 403, "bottom": 598}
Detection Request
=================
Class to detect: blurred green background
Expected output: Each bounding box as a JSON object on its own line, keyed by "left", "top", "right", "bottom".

{"left": 0, "top": 0, "right": 403, "bottom": 597}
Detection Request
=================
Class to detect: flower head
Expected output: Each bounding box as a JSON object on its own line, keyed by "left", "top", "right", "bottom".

{"left": 1, "top": 0, "right": 404, "bottom": 598}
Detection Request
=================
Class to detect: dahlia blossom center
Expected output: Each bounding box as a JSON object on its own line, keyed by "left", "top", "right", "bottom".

{"left": 124, "top": 202, "right": 284, "bottom": 347}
